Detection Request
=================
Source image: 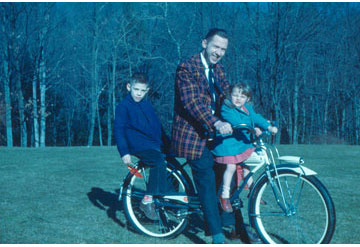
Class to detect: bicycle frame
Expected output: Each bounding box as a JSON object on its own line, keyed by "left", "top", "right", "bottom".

{"left": 119, "top": 135, "right": 317, "bottom": 213}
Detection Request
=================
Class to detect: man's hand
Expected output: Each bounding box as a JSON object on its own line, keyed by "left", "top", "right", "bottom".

{"left": 122, "top": 154, "right": 133, "bottom": 165}
{"left": 214, "top": 120, "right": 233, "bottom": 135}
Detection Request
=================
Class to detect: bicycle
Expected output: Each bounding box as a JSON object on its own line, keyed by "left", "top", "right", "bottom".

{"left": 118, "top": 124, "right": 336, "bottom": 244}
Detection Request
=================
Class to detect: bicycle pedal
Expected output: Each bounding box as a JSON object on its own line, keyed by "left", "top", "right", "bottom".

{"left": 232, "top": 199, "right": 243, "bottom": 209}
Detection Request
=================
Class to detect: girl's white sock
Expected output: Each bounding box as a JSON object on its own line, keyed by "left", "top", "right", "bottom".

{"left": 221, "top": 185, "right": 231, "bottom": 198}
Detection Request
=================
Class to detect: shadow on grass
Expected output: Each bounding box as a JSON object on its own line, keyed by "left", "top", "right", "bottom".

{"left": 88, "top": 187, "right": 245, "bottom": 244}
{"left": 87, "top": 187, "right": 125, "bottom": 227}
{"left": 87, "top": 187, "right": 210, "bottom": 243}
{"left": 182, "top": 214, "right": 208, "bottom": 244}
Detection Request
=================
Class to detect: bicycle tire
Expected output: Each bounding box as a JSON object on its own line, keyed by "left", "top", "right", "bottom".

{"left": 249, "top": 169, "right": 336, "bottom": 244}
{"left": 122, "top": 164, "right": 190, "bottom": 238}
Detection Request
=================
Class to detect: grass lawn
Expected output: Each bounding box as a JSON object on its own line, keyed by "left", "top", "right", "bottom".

{"left": 0, "top": 145, "right": 359, "bottom": 244}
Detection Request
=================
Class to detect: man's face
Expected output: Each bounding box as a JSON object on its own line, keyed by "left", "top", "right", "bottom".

{"left": 127, "top": 82, "right": 149, "bottom": 102}
{"left": 202, "top": 34, "right": 228, "bottom": 65}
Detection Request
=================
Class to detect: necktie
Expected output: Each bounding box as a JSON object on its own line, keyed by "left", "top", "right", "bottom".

{"left": 208, "top": 66, "right": 217, "bottom": 113}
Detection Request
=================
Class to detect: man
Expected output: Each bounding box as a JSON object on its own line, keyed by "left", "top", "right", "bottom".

{"left": 171, "top": 28, "right": 233, "bottom": 244}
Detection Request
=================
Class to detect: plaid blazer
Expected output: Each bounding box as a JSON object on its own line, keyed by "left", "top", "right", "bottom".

{"left": 171, "top": 53, "right": 229, "bottom": 160}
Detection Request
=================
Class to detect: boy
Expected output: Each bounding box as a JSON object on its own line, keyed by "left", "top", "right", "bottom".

{"left": 114, "top": 72, "right": 167, "bottom": 220}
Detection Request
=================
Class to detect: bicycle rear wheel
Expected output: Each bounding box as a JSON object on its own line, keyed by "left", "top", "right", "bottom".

{"left": 122, "top": 165, "right": 190, "bottom": 238}
{"left": 249, "top": 170, "right": 336, "bottom": 244}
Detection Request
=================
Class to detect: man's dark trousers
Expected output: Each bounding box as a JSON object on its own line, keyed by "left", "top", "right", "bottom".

{"left": 189, "top": 146, "right": 222, "bottom": 236}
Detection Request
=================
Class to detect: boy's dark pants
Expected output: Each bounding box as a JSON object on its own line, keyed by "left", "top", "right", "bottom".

{"left": 134, "top": 149, "right": 167, "bottom": 195}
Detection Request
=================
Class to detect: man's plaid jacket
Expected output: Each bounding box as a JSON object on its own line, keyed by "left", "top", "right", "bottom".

{"left": 171, "top": 53, "right": 230, "bottom": 160}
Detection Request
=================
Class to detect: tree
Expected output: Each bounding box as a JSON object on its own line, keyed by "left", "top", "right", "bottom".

{"left": 0, "top": 3, "right": 26, "bottom": 147}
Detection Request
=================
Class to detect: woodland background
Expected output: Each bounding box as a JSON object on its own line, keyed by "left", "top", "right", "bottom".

{"left": 1, "top": 2, "right": 359, "bottom": 147}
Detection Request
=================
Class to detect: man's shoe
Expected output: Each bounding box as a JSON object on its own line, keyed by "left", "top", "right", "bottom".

{"left": 139, "top": 201, "right": 157, "bottom": 220}
{"left": 230, "top": 229, "right": 240, "bottom": 240}
{"left": 219, "top": 196, "right": 233, "bottom": 213}
{"left": 230, "top": 227, "right": 262, "bottom": 244}
{"left": 245, "top": 226, "right": 262, "bottom": 244}
{"left": 212, "top": 232, "right": 225, "bottom": 244}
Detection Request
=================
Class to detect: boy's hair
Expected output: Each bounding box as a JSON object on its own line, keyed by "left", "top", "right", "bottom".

{"left": 130, "top": 72, "right": 148, "bottom": 86}
{"left": 204, "top": 28, "right": 228, "bottom": 42}
{"left": 226, "top": 82, "right": 252, "bottom": 100}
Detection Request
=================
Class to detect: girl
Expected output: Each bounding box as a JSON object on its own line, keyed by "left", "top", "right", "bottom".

{"left": 212, "top": 83, "right": 278, "bottom": 213}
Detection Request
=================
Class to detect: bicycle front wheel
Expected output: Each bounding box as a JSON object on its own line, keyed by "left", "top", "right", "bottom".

{"left": 122, "top": 165, "right": 190, "bottom": 239}
{"left": 249, "top": 170, "right": 336, "bottom": 244}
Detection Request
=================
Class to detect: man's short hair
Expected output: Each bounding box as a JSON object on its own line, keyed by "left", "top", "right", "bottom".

{"left": 131, "top": 72, "right": 148, "bottom": 86}
{"left": 204, "top": 28, "right": 228, "bottom": 41}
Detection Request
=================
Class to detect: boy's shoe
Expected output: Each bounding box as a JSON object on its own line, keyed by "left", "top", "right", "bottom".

{"left": 140, "top": 201, "right": 157, "bottom": 220}
{"left": 219, "top": 196, "right": 233, "bottom": 213}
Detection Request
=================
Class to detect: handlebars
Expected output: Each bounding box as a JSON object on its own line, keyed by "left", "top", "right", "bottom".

{"left": 207, "top": 122, "right": 277, "bottom": 141}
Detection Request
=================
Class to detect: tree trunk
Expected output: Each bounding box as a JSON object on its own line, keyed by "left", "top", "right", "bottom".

{"left": 271, "top": 3, "right": 281, "bottom": 144}
{"left": 88, "top": 100, "right": 96, "bottom": 146}
{"left": 66, "top": 121, "right": 71, "bottom": 146}
{"left": 108, "top": 54, "right": 117, "bottom": 146}
{"left": 301, "top": 100, "right": 306, "bottom": 144}
{"left": 309, "top": 95, "right": 316, "bottom": 144}
{"left": 355, "top": 98, "right": 359, "bottom": 145}
{"left": 107, "top": 90, "right": 112, "bottom": 146}
{"left": 52, "top": 95, "right": 57, "bottom": 145}
{"left": 52, "top": 114, "right": 57, "bottom": 146}
{"left": 87, "top": 7, "right": 100, "bottom": 147}
{"left": 293, "top": 75, "right": 299, "bottom": 144}
{"left": 274, "top": 106, "right": 281, "bottom": 144}
{"left": 66, "top": 108, "right": 74, "bottom": 146}
{"left": 38, "top": 5, "right": 50, "bottom": 148}
{"left": 97, "top": 102, "right": 103, "bottom": 146}
{"left": 323, "top": 72, "right": 331, "bottom": 138}
{"left": 32, "top": 71, "right": 39, "bottom": 148}
{"left": 39, "top": 48, "right": 46, "bottom": 147}
{"left": 287, "top": 93, "right": 293, "bottom": 144}
{"left": 341, "top": 105, "right": 345, "bottom": 141}
{"left": 3, "top": 60, "right": 13, "bottom": 147}
{"left": 15, "top": 63, "right": 27, "bottom": 147}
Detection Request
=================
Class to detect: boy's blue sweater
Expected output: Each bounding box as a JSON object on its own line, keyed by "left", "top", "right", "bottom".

{"left": 114, "top": 94, "right": 162, "bottom": 157}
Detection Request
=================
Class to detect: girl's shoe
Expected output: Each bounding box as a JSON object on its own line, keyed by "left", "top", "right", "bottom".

{"left": 219, "top": 196, "right": 233, "bottom": 213}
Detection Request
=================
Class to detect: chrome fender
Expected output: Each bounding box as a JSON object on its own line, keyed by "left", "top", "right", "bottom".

{"left": 276, "top": 156, "right": 317, "bottom": 176}
{"left": 274, "top": 164, "right": 317, "bottom": 176}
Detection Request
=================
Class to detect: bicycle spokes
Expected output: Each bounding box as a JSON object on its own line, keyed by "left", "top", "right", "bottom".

{"left": 249, "top": 171, "right": 334, "bottom": 244}
{"left": 274, "top": 174, "right": 305, "bottom": 216}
